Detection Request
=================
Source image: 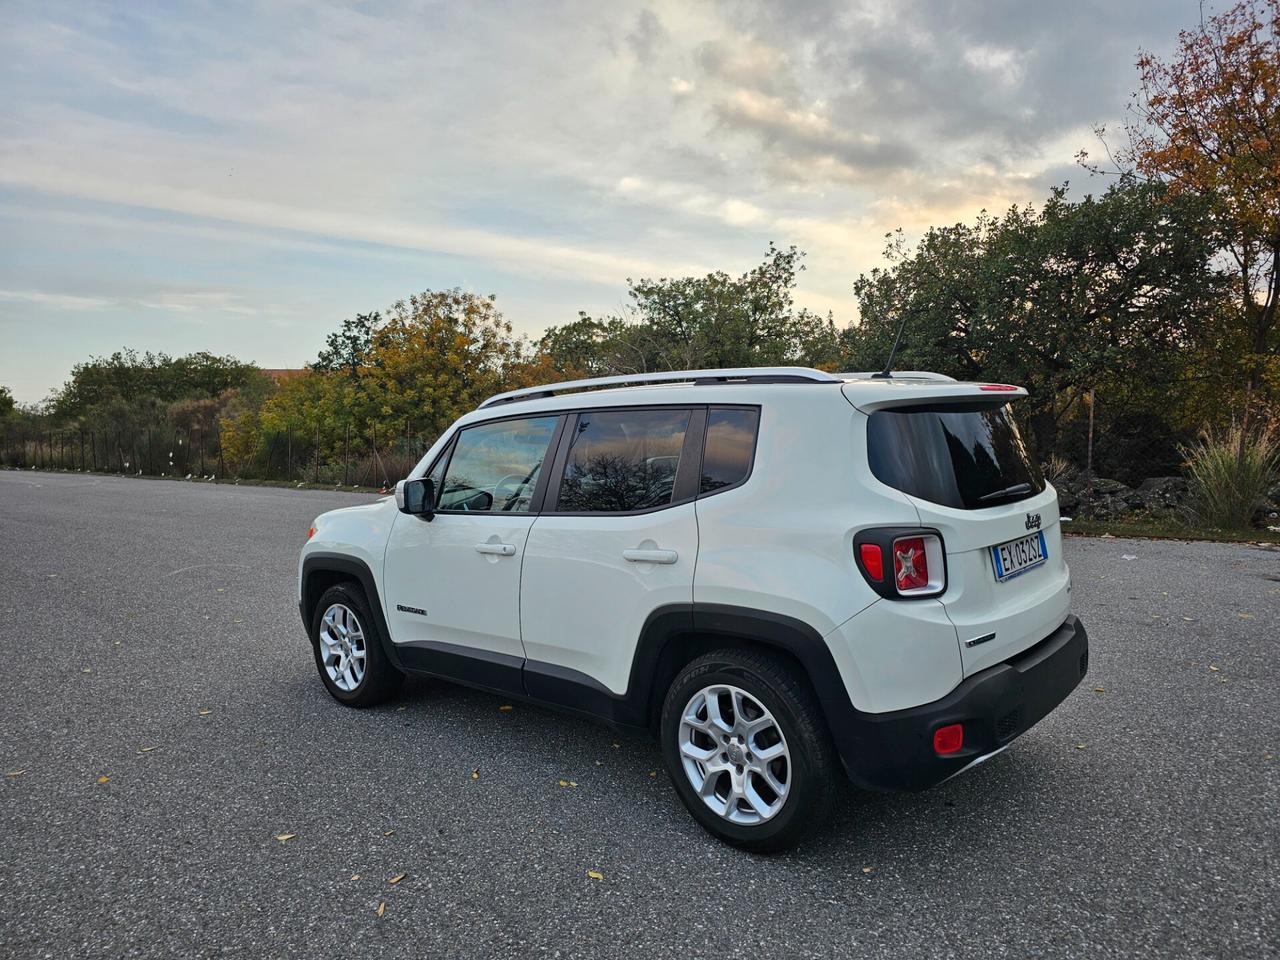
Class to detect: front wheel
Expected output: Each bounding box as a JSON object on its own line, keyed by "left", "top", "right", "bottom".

{"left": 310, "top": 583, "right": 402, "bottom": 707}
{"left": 659, "top": 648, "right": 837, "bottom": 853}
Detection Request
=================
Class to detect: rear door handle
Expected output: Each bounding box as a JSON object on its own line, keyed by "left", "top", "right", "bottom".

{"left": 622, "top": 548, "right": 678, "bottom": 564}
{"left": 475, "top": 542, "right": 517, "bottom": 557}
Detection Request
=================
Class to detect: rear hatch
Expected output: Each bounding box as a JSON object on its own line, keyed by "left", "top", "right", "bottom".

{"left": 846, "top": 382, "right": 1071, "bottom": 676}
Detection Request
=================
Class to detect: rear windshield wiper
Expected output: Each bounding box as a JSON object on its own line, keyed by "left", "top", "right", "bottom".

{"left": 977, "top": 482, "right": 1032, "bottom": 504}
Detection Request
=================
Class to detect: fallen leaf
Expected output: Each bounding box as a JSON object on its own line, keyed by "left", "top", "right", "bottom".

{"left": 389, "top": 873, "right": 406, "bottom": 885}
{"left": 1093, "top": 687, "right": 1105, "bottom": 693}
{"left": 569, "top": 780, "right": 578, "bottom": 787}
{"left": 274, "top": 833, "right": 296, "bottom": 842}
{"left": 1238, "top": 613, "right": 1254, "bottom": 620}
{"left": 649, "top": 770, "right": 657, "bottom": 778}
{"left": 471, "top": 769, "right": 480, "bottom": 781}
{"left": 198, "top": 709, "right": 212, "bottom": 716}
{"left": 383, "top": 830, "right": 395, "bottom": 837}
{"left": 138, "top": 746, "right": 159, "bottom": 753}
{"left": 862, "top": 866, "right": 875, "bottom": 874}
{"left": 376, "top": 901, "right": 386, "bottom": 918}
{"left": 1209, "top": 665, "right": 1220, "bottom": 672}
{"left": 6, "top": 770, "right": 24, "bottom": 777}
{"left": 595, "top": 760, "right": 603, "bottom": 766}
{"left": 81, "top": 668, "right": 92, "bottom": 674}
{"left": 587, "top": 870, "right": 604, "bottom": 881}
{"left": 1181, "top": 617, "right": 1196, "bottom": 622}
{"left": 558, "top": 779, "right": 570, "bottom": 787}
{"left": 499, "top": 704, "right": 514, "bottom": 712}
{"left": 1075, "top": 743, "right": 1087, "bottom": 750}
{"left": 1121, "top": 554, "right": 1137, "bottom": 560}
{"left": 611, "top": 742, "right": 620, "bottom": 749}
{"left": 96, "top": 775, "right": 110, "bottom": 784}
{"left": 350, "top": 873, "right": 361, "bottom": 881}
{"left": 232, "top": 619, "right": 242, "bottom": 624}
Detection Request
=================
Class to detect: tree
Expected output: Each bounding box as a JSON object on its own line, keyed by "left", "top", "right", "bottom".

{"left": 845, "top": 179, "right": 1225, "bottom": 454}
{"left": 547, "top": 245, "right": 842, "bottom": 375}
{"left": 313, "top": 312, "right": 380, "bottom": 379}
{"left": 1120, "top": 0, "right": 1280, "bottom": 404}
{"left": 0, "top": 385, "right": 14, "bottom": 420}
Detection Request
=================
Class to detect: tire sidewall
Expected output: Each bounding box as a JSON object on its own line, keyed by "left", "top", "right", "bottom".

{"left": 660, "top": 658, "right": 825, "bottom": 851}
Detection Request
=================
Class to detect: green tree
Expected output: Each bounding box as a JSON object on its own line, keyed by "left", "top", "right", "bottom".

{"left": 0, "top": 385, "right": 14, "bottom": 420}
{"left": 547, "top": 245, "right": 841, "bottom": 375}
{"left": 845, "top": 179, "right": 1226, "bottom": 453}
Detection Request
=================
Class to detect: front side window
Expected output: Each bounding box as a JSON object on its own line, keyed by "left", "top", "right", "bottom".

{"left": 557, "top": 408, "right": 691, "bottom": 512}
{"left": 439, "top": 416, "right": 559, "bottom": 513}
{"left": 700, "top": 407, "right": 760, "bottom": 494}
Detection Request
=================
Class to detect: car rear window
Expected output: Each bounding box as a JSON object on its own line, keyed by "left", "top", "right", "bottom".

{"left": 866, "top": 402, "right": 1044, "bottom": 509}
{"left": 556, "top": 408, "right": 692, "bottom": 512}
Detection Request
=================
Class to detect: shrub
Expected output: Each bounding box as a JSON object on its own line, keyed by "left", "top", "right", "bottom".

{"left": 1181, "top": 425, "right": 1279, "bottom": 529}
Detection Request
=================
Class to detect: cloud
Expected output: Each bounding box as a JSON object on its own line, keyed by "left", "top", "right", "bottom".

{"left": 0, "top": 0, "right": 1193, "bottom": 400}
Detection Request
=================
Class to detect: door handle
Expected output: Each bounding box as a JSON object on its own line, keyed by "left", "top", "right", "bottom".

{"left": 623, "top": 548, "right": 678, "bottom": 564}
{"left": 475, "top": 542, "right": 517, "bottom": 557}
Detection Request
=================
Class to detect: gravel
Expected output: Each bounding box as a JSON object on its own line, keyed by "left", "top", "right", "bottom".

{"left": 1, "top": 470, "right": 1277, "bottom": 959}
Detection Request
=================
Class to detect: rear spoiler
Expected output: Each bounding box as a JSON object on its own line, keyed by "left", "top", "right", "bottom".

{"left": 841, "top": 381, "right": 1028, "bottom": 414}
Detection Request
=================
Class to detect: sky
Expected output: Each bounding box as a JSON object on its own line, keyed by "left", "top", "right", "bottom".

{"left": 0, "top": 0, "right": 1198, "bottom": 403}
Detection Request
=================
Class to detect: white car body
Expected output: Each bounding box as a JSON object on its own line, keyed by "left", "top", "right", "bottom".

{"left": 299, "top": 367, "right": 1088, "bottom": 796}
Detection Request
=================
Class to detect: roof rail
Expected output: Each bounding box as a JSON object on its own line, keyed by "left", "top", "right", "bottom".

{"left": 478, "top": 366, "right": 842, "bottom": 409}
{"left": 837, "top": 370, "right": 956, "bottom": 382}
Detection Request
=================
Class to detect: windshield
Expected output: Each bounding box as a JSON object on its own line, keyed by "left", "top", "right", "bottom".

{"left": 867, "top": 402, "right": 1044, "bottom": 510}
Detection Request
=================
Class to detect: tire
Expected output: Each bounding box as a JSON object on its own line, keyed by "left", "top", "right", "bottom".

{"left": 309, "top": 582, "right": 403, "bottom": 707}
{"left": 659, "top": 648, "right": 837, "bottom": 853}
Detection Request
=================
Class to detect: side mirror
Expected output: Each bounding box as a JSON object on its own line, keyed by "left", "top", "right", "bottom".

{"left": 395, "top": 477, "right": 435, "bottom": 519}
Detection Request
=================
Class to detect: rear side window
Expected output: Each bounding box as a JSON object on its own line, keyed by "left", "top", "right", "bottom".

{"left": 700, "top": 407, "right": 760, "bottom": 494}
{"left": 867, "top": 402, "right": 1044, "bottom": 509}
{"left": 557, "top": 408, "right": 691, "bottom": 512}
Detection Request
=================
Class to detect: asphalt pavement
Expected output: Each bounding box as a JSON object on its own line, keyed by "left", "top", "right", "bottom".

{"left": 1, "top": 469, "right": 1277, "bottom": 959}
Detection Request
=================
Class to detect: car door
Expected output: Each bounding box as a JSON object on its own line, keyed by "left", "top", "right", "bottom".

{"left": 520, "top": 406, "right": 702, "bottom": 698}
{"left": 382, "top": 413, "right": 563, "bottom": 690}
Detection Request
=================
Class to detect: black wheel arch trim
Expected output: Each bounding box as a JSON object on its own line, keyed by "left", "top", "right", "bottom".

{"left": 301, "top": 553, "right": 409, "bottom": 674}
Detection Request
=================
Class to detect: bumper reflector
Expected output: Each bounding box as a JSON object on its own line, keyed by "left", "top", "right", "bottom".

{"left": 933, "top": 723, "right": 964, "bottom": 755}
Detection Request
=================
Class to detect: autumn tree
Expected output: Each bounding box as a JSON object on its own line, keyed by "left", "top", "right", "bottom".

{"left": 1119, "top": 0, "right": 1280, "bottom": 404}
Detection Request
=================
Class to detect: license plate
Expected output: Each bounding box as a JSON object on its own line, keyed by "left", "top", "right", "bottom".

{"left": 990, "top": 531, "right": 1048, "bottom": 582}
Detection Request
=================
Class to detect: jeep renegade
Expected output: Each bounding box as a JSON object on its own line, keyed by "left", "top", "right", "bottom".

{"left": 298, "top": 367, "right": 1088, "bottom": 851}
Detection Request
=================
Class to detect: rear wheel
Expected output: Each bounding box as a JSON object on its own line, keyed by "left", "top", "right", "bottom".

{"left": 660, "top": 648, "right": 837, "bottom": 853}
{"left": 310, "top": 583, "right": 402, "bottom": 707}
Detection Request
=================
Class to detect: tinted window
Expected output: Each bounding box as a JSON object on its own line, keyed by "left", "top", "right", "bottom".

{"left": 557, "top": 408, "right": 691, "bottom": 512}
{"left": 700, "top": 408, "right": 760, "bottom": 494}
{"left": 439, "top": 416, "right": 559, "bottom": 513}
{"left": 867, "top": 402, "right": 1044, "bottom": 510}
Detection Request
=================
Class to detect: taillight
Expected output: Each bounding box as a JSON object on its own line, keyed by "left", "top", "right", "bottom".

{"left": 859, "top": 543, "right": 884, "bottom": 581}
{"left": 306, "top": 525, "right": 317, "bottom": 541}
{"left": 854, "top": 528, "right": 946, "bottom": 599}
{"left": 893, "top": 536, "right": 928, "bottom": 590}
{"left": 933, "top": 723, "right": 964, "bottom": 755}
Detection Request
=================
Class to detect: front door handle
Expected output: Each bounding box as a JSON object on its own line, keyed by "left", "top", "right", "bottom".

{"left": 475, "top": 542, "right": 517, "bottom": 557}
{"left": 623, "top": 548, "right": 678, "bottom": 564}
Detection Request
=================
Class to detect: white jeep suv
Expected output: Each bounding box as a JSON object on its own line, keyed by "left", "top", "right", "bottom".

{"left": 298, "top": 367, "right": 1088, "bottom": 851}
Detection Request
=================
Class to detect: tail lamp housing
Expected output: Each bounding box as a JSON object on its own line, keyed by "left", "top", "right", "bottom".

{"left": 853, "top": 527, "right": 947, "bottom": 600}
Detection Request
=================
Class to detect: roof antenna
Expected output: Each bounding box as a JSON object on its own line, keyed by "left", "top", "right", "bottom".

{"left": 871, "top": 310, "right": 910, "bottom": 379}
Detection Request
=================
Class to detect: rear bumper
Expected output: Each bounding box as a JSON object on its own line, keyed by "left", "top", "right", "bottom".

{"left": 836, "top": 614, "right": 1089, "bottom": 791}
